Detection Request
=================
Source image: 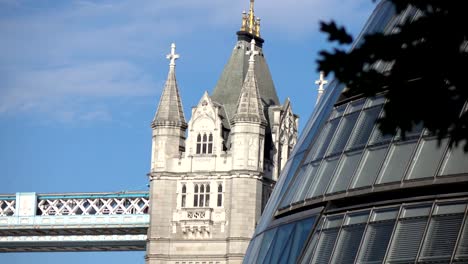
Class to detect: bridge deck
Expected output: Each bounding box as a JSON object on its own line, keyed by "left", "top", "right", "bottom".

{"left": 0, "top": 192, "right": 150, "bottom": 252}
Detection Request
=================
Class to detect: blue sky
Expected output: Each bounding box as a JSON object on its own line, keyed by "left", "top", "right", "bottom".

{"left": 0, "top": 0, "right": 374, "bottom": 263}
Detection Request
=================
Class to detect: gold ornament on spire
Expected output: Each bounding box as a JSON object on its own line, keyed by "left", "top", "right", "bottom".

{"left": 240, "top": 0, "right": 260, "bottom": 37}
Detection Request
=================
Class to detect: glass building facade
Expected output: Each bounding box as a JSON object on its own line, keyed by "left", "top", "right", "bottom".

{"left": 243, "top": 1, "right": 468, "bottom": 263}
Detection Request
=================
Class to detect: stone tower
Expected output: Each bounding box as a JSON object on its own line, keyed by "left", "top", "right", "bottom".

{"left": 146, "top": 1, "right": 298, "bottom": 263}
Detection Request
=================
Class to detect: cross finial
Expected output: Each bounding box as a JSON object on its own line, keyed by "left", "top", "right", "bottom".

{"left": 166, "top": 43, "right": 180, "bottom": 68}
{"left": 246, "top": 39, "right": 259, "bottom": 63}
{"left": 315, "top": 71, "right": 328, "bottom": 92}
{"left": 315, "top": 71, "right": 328, "bottom": 105}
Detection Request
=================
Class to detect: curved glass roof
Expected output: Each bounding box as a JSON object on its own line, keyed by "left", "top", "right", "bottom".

{"left": 243, "top": 1, "right": 468, "bottom": 263}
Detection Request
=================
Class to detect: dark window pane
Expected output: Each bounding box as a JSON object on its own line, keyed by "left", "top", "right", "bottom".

{"left": 182, "top": 185, "right": 186, "bottom": 193}
{"left": 206, "top": 184, "right": 210, "bottom": 193}
{"left": 330, "top": 224, "right": 366, "bottom": 264}
{"left": 194, "top": 185, "right": 198, "bottom": 193}
{"left": 203, "top": 134, "right": 207, "bottom": 142}
{"left": 209, "top": 133, "right": 213, "bottom": 141}
{"left": 218, "top": 184, "right": 222, "bottom": 192}
{"left": 208, "top": 143, "right": 213, "bottom": 154}
{"left": 327, "top": 151, "right": 363, "bottom": 194}
{"left": 202, "top": 144, "right": 207, "bottom": 154}
{"left": 200, "top": 185, "right": 204, "bottom": 193}
{"left": 311, "top": 228, "right": 340, "bottom": 264}
{"left": 419, "top": 214, "right": 464, "bottom": 262}
{"left": 193, "top": 195, "right": 198, "bottom": 207}
{"left": 205, "top": 194, "right": 210, "bottom": 207}
{"left": 357, "top": 221, "right": 395, "bottom": 264}
{"left": 197, "top": 134, "right": 201, "bottom": 142}
{"left": 454, "top": 216, "right": 468, "bottom": 261}
{"left": 310, "top": 118, "right": 341, "bottom": 161}
{"left": 199, "top": 194, "right": 204, "bottom": 207}
{"left": 347, "top": 106, "right": 382, "bottom": 150}
{"left": 387, "top": 218, "right": 428, "bottom": 263}
{"left": 351, "top": 145, "right": 389, "bottom": 189}
{"left": 377, "top": 141, "right": 417, "bottom": 184}
{"left": 307, "top": 157, "right": 340, "bottom": 199}
{"left": 327, "top": 111, "right": 360, "bottom": 155}
{"left": 196, "top": 143, "right": 201, "bottom": 154}
{"left": 181, "top": 195, "right": 186, "bottom": 207}
{"left": 406, "top": 138, "right": 448, "bottom": 180}
{"left": 217, "top": 194, "right": 222, "bottom": 207}
{"left": 439, "top": 144, "right": 468, "bottom": 176}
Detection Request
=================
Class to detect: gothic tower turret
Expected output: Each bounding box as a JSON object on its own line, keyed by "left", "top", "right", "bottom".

{"left": 150, "top": 43, "right": 187, "bottom": 172}
{"left": 231, "top": 39, "right": 267, "bottom": 171}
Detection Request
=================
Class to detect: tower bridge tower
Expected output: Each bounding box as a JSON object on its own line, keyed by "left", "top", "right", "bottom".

{"left": 146, "top": 1, "right": 299, "bottom": 263}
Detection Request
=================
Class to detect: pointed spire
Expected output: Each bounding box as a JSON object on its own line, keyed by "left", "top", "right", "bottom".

{"left": 152, "top": 43, "right": 187, "bottom": 128}
{"left": 232, "top": 39, "right": 266, "bottom": 125}
{"left": 315, "top": 71, "right": 328, "bottom": 106}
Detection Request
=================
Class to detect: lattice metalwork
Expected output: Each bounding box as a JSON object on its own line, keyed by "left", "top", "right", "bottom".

{"left": 0, "top": 199, "right": 15, "bottom": 216}
{"left": 37, "top": 196, "right": 149, "bottom": 216}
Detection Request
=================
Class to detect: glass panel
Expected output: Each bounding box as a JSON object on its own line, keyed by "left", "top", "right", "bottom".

{"left": 376, "top": 141, "right": 417, "bottom": 184}
{"left": 419, "top": 214, "right": 464, "bottom": 262}
{"left": 208, "top": 143, "right": 213, "bottom": 154}
{"left": 454, "top": 217, "right": 468, "bottom": 262}
{"left": 307, "top": 157, "right": 340, "bottom": 199}
{"left": 299, "top": 231, "right": 320, "bottom": 264}
{"left": 307, "top": 118, "right": 341, "bottom": 162}
{"left": 356, "top": 220, "right": 396, "bottom": 264}
{"left": 255, "top": 228, "right": 277, "bottom": 264}
{"left": 327, "top": 111, "right": 360, "bottom": 155}
{"left": 369, "top": 123, "right": 394, "bottom": 145}
{"left": 262, "top": 223, "right": 295, "bottom": 264}
{"left": 406, "top": 138, "right": 448, "bottom": 180}
{"left": 284, "top": 217, "right": 316, "bottom": 263}
{"left": 330, "top": 224, "right": 366, "bottom": 264}
{"left": 345, "top": 211, "right": 370, "bottom": 225}
{"left": 386, "top": 218, "right": 428, "bottom": 263}
{"left": 244, "top": 233, "right": 263, "bottom": 264}
{"left": 351, "top": 145, "right": 389, "bottom": 189}
{"left": 347, "top": 106, "right": 382, "bottom": 150}
{"left": 371, "top": 208, "right": 399, "bottom": 222}
{"left": 439, "top": 144, "right": 468, "bottom": 176}
{"left": 346, "top": 99, "right": 365, "bottom": 114}
{"left": 280, "top": 165, "right": 309, "bottom": 207}
{"left": 401, "top": 205, "right": 431, "bottom": 218}
{"left": 330, "top": 104, "right": 347, "bottom": 119}
{"left": 293, "top": 162, "right": 320, "bottom": 203}
{"left": 433, "top": 202, "right": 466, "bottom": 215}
{"left": 193, "top": 195, "right": 198, "bottom": 207}
{"left": 311, "top": 228, "right": 340, "bottom": 264}
{"left": 327, "top": 150, "right": 363, "bottom": 194}
{"left": 364, "top": 94, "right": 386, "bottom": 108}
{"left": 218, "top": 184, "right": 222, "bottom": 192}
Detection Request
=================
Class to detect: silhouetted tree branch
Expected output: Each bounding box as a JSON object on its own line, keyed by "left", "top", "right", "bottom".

{"left": 318, "top": 0, "right": 468, "bottom": 151}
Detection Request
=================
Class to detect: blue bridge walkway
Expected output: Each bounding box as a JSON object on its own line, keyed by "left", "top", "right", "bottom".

{"left": 0, "top": 192, "right": 149, "bottom": 252}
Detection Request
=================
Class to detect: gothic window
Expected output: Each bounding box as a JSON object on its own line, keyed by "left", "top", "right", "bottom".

{"left": 181, "top": 184, "right": 186, "bottom": 208}
{"left": 193, "top": 183, "right": 210, "bottom": 207}
{"left": 196, "top": 133, "right": 214, "bottom": 155}
{"left": 196, "top": 134, "right": 201, "bottom": 154}
{"left": 217, "top": 184, "right": 223, "bottom": 207}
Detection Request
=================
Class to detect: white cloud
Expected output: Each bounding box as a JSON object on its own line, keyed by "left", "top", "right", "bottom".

{"left": 0, "top": 0, "right": 374, "bottom": 122}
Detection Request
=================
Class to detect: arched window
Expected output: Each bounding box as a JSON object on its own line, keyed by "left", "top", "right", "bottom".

{"left": 194, "top": 185, "right": 199, "bottom": 207}
{"left": 196, "top": 133, "right": 213, "bottom": 154}
{"left": 193, "top": 183, "right": 210, "bottom": 207}
{"left": 217, "top": 184, "right": 223, "bottom": 207}
{"left": 181, "top": 184, "right": 186, "bottom": 208}
{"left": 196, "top": 134, "right": 202, "bottom": 154}
{"left": 208, "top": 134, "right": 213, "bottom": 153}
{"left": 202, "top": 134, "right": 208, "bottom": 154}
